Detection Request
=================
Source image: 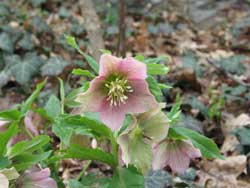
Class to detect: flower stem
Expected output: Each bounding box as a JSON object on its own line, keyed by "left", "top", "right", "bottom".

{"left": 77, "top": 160, "right": 92, "bottom": 181}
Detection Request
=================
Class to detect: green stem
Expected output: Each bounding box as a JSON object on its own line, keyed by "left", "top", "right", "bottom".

{"left": 111, "top": 132, "right": 119, "bottom": 168}
{"left": 77, "top": 160, "right": 92, "bottom": 180}
{"left": 24, "top": 125, "right": 34, "bottom": 139}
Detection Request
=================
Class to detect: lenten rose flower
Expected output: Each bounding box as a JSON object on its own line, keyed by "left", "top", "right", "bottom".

{"left": 17, "top": 168, "right": 57, "bottom": 188}
{"left": 118, "top": 104, "right": 169, "bottom": 173}
{"left": 0, "top": 167, "right": 20, "bottom": 188}
{"left": 76, "top": 54, "right": 158, "bottom": 130}
{"left": 152, "top": 139, "right": 201, "bottom": 174}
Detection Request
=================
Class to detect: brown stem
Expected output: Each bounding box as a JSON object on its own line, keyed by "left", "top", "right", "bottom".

{"left": 116, "top": 0, "right": 126, "bottom": 57}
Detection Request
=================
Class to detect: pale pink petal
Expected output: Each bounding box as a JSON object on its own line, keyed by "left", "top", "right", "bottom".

{"left": 153, "top": 140, "right": 200, "bottom": 174}
{"left": 118, "top": 57, "right": 147, "bottom": 79}
{"left": 0, "top": 173, "right": 9, "bottom": 188}
{"left": 166, "top": 142, "right": 190, "bottom": 174}
{"left": 99, "top": 100, "right": 126, "bottom": 131}
{"left": 152, "top": 142, "right": 168, "bottom": 170}
{"left": 31, "top": 179, "right": 57, "bottom": 188}
{"left": 124, "top": 79, "right": 158, "bottom": 114}
{"left": 28, "top": 168, "right": 50, "bottom": 181}
{"left": 179, "top": 141, "right": 201, "bottom": 159}
{"left": 24, "top": 111, "right": 39, "bottom": 136}
{"left": 75, "top": 76, "right": 106, "bottom": 112}
{"left": 99, "top": 54, "right": 122, "bottom": 76}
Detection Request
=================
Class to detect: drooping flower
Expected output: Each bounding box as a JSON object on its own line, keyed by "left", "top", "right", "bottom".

{"left": 76, "top": 54, "right": 158, "bottom": 130}
{"left": 17, "top": 168, "right": 57, "bottom": 188}
{"left": 152, "top": 139, "right": 201, "bottom": 174}
{"left": 118, "top": 104, "right": 169, "bottom": 173}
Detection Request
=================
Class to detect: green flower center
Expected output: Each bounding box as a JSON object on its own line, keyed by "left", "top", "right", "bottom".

{"left": 105, "top": 77, "right": 133, "bottom": 106}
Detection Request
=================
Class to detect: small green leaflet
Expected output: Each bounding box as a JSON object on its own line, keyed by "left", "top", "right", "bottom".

{"left": 21, "top": 79, "right": 47, "bottom": 115}
{"left": 64, "top": 35, "right": 99, "bottom": 73}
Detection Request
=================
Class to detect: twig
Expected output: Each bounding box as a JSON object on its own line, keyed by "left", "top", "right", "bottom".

{"left": 116, "top": 0, "right": 126, "bottom": 57}
{"left": 79, "top": 0, "right": 105, "bottom": 61}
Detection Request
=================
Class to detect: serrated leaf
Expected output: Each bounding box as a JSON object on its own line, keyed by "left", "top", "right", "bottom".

{"left": 0, "top": 123, "right": 19, "bottom": 155}
{"left": 64, "top": 35, "right": 99, "bottom": 73}
{"left": 7, "top": 135, "right": 50, "bottom": 159}
{"left": 65, "top": 144, "right": 116, "bottom": 167}
{"left": 0, "top": 109, "right": 21, "bottom": 121}
{"left": 41, "top": 56, "right": 68, "bottom": 76}
{"left": 146, "top": 76, "right": 162, "bottom": 102}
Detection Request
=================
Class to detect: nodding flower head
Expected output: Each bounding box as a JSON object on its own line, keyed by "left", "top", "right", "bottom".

{"left": 76, "top": 54, "right": 158, "bottom": 131}
{"left": 152, "top": 139, "right": 201, "bottom": 174}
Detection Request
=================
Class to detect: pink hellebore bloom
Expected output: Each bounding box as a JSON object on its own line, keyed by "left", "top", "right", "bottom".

{"left": 153, "top": 139, "right": 201, "bottom": 174}
{"left": 76, "top": 54, "right": 158, "bottom": 130}
{"left": 17, "top": 168, "right": 57, "bottom": 188}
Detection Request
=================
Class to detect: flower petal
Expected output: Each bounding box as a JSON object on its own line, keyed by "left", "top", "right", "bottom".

{"left": 152, "top": 142, "right": 168, "bottom": 170}
{"left": 138, "top": 104, "right": 169, "bottom": 142}
{"left": 99, "top": 54, "right": 121, "bottom": 76}
{"left": 0, "top": 173, "right": 9, "bottom": 188}
{"left": 31, "top": 179, "right": 57, "bottom": 188}
{"left": 166, "top": 142, "right": 190, "bottom": 174}
{"left": 118, "top": 57, "right": 147, "bottom": 79}
{"left": 28, "top": 168, "right": 50, "bottom": 181}
{"left": 125, "top": 79, "right": 158, "bottom": 114}
{"left": 179, "top": 141, "right": 201, "bottom": 159}
{"left": 75, "top": 76, "right": 106, "bottom": 112}
{"left": 99, "top": 100, "right": 126, "bottom": 131}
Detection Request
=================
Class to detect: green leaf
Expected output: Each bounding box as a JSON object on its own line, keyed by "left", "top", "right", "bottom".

{"left": 68, "top": 179, "right": 85, "bottom": 188}
{"left": 144, "top": 56, "right": 170, "bottom": 64}
{"left": 170, "top": 127, "right": 224, "bottom": 159}
{"left": 0, "top": 33, "right": 13, "bottom": 53}
{"left": 72, "top": 68, "right": 95, "bottom": 78}
{"left": 45, "top": 95, "right": 61, "bottom": 117}
{"left": 145, "top": 170, "right": 172, "bottom": 188}
{"left": 10, "top": 53, "right": 43, "bottom": 85}
{"left": 21, "top": 79, "right": 47, "bottom": 114}
{"left": 52, "top": 119, "right": 73, "bottom": 146}
{"left": 7, "top": 135, "right": 50, "bottom": 159}
{"left": 64, "top": 35, "right": 99, "bottom": 73}
{"left": 135, "top": 54, "right": 145, "bottom": 62}
{"left": 0, "top": 123, "right": 19, "bottom": 155}
{"left": 0, "top": 109, "right": 21, "bottom": 121}
{"left": 58, "top": 115, "right": 114, "bottom": 140}
{"left": 65, "top": 144, "right": 116, "bottom": 167}
{"left": 18, "top": 32, "right": 34, "bottom": 50}
{"left": 232, "top": 127, "right": 250, "bottom": 146}
{"left": 0, "top": 156, "right": 11, "bottom": 169}
{"left": 13, "top": 151, "right": 52, "bottom": 170}
{"left": 147, "top": 64, "right": 169, "bottom": 75}
{"left": 99, "top": 49, "right": 112, "bottom": 54}
{"left": 41, "top": 56, "right": 68, "bottom": 76}
{"left": 214, "top": 55, "right": 246, "bottom": 75}
{"left": 146, "top": 76, "right": 162, "bottom": 102}
{"left": 167, "top": 94, "right": 181, "bottom": 125}
{"left": 109, "top": 167, "right": 144, "bottom": 188}
{"left": 64, "top": 86, "right": 87, "bottom": 108}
